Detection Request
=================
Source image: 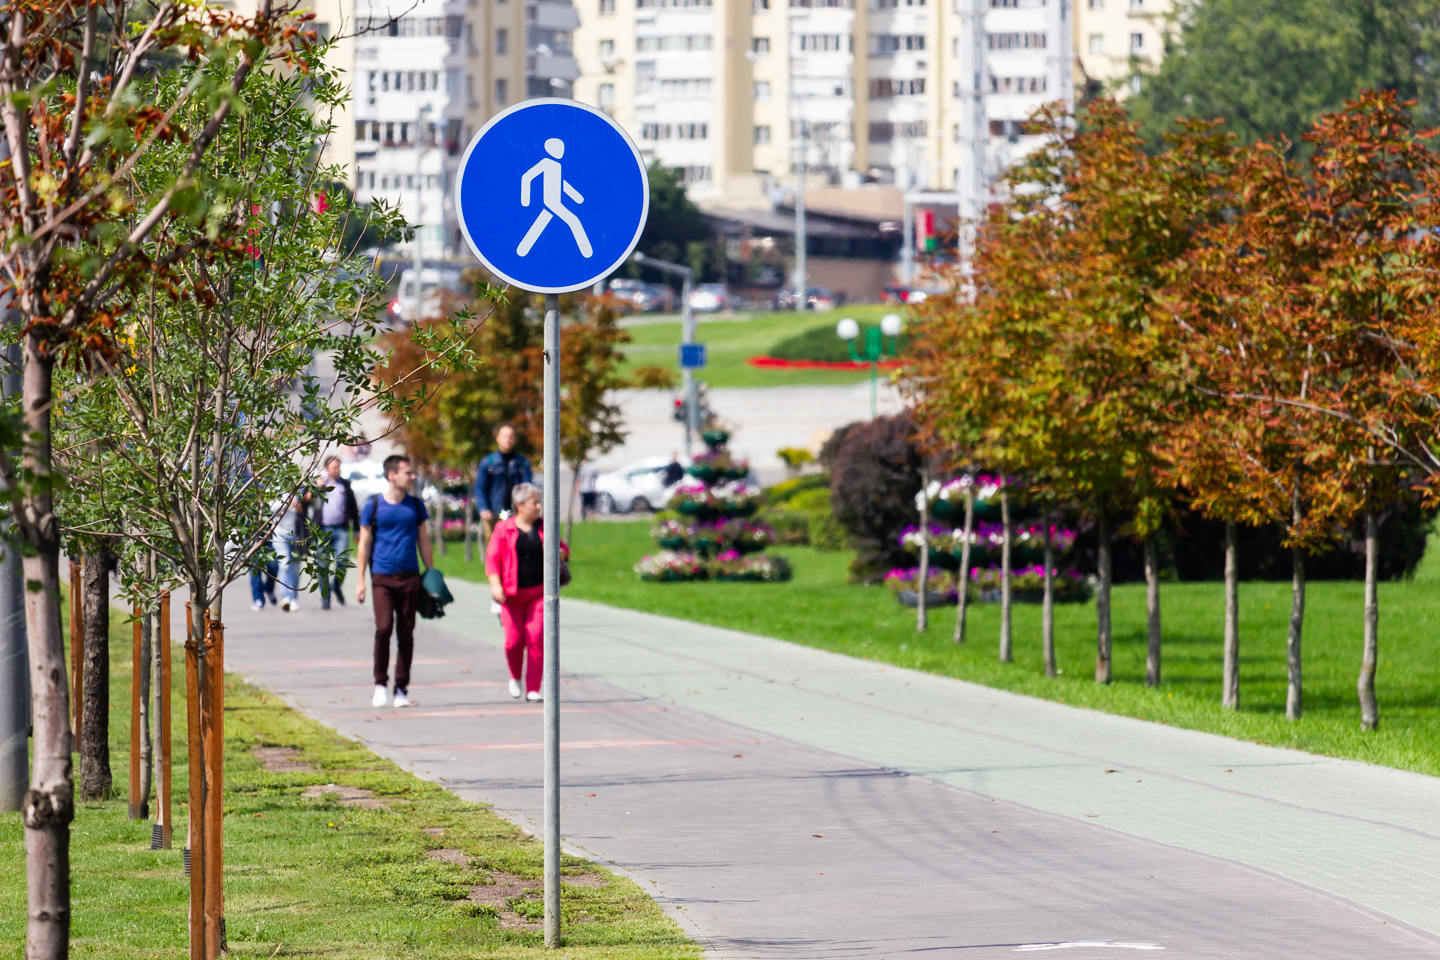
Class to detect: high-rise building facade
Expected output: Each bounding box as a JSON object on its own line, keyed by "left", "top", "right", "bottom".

{"left": 1073, "top": 0, "right": 1169, "bottom": 96}
{"left": 351, "top": 0, "right": 579, "bottom": 255}
{"left": 572, "top": 0, "right": 1070, "bottom": 202}
{"left": 570, "top": 0, "right": 1172, "bottom": 205}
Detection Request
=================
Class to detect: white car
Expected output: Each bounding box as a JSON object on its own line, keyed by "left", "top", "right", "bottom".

{"left": 342, "top": 459, "right": 390, "bottom": 508}
{"left": 687, "top": 283, "right": 731, "bottom": 313}
{"left": 593, "top": 456, "right": 689, "bottom": 514}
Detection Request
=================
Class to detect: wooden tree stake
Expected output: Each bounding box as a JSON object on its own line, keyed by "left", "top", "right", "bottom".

{"left": 158, "top": 590, "right": 173, "bottom": 849}
{"left": 70, "top": 558, "right": 83, "bottom": 750}
{"left": 130, "top": 604, "right": 143, "bottom": 819}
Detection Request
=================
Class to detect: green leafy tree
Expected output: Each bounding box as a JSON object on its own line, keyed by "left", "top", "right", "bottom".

{"left": 1128, "top": 0, "right": 1440, "bottom": 152}
{"left": 0, "top": 4, "right": 318, "bottom": 954}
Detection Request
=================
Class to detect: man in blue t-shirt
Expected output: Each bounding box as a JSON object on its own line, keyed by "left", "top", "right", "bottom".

{"left": 355, "top": 454, "right": 434, "bottom": 709}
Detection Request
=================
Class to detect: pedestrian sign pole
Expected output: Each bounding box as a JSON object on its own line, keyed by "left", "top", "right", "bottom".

{"left": 454, "top": 99, "right": 649, "bottom": 948}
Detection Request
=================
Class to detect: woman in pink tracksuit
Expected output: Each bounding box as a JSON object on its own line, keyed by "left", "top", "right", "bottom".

{"left": 485, "top": 482, "right": 567, "bottom": 701}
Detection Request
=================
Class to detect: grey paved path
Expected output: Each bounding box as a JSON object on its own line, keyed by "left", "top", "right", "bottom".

{"left": 212, "top": 578, "right": 1440, "bottom": 960}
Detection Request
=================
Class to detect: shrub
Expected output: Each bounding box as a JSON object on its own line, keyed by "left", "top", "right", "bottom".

{"left": 767, "top": 472, "right": 830, "bottom": 505}
{"left": 768, "top": 509, "right": 811, "bottom": 546}
{"left": 821, "top": 415, "right": 922, "bottom": 580}
{"left": 777, "top": 446, "right": 815, "bottom": 473}
{"left": 807, "top": 512, "right": 848, "bottom": 551}
{"left": 769, "top": 323, "right": 912, "bottom": 363}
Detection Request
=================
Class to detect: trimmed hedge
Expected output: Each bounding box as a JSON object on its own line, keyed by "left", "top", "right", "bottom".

{"left": 768, "top": 323, "right": 913, "bottom": 364}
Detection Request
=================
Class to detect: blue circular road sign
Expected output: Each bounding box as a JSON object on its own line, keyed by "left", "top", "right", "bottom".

{"left": 454, "top": 99, "right": 650, "bottom": 294}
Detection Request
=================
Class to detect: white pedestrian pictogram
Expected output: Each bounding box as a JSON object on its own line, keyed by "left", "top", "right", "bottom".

{"left": 516, "top": 137, "right": 593, "bottom": 258}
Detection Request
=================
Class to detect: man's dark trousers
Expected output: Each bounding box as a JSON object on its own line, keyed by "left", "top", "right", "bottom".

{"left": 372, "top": 572, "right": 420, "bottom": 690}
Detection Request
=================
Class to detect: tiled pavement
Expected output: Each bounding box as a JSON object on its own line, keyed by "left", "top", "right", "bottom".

{"left": 210, "top": 577, "right": 1440, "bottom": 959}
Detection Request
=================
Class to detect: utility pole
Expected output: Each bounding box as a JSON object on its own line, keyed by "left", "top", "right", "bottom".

{"left": 958, "top": 0, "right": 987, "bottom": 281}
{"left": 633, "top": 252, "right": 698, "bottom": 454}
{"left": 790, "top": 11, "right": 808, "bottom": 311}
{"left": 411, "top": 104, "right": 432, "bottom": 325}
{"left": 900, "top": 141, "right": 916, "bottom": 286}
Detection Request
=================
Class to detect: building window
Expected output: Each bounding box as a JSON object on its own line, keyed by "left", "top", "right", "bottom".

{"left": 987, "top": 31, "right": 1046, "bottom": 50}
{"left": 598, "top": 82, "right": 615, "bottom": 109}
{"left": 754, "top": 124, "right": 771, "bottom": 144}
{"left": 751, "top": 36, "right": 770, "bottom": 54}
{"left": 600, "top": 0, "right": 616, "bottom": 12}
{"left": 1130, "top": 75, "right": 1142, "bottom": 94}
{"left": 869, "top": 34, "right": 925, "bottom": 55}
{"left": 496, "top": 28, "right": 508, "bottom": 54}
{"left": 600, "top": 38, "right": 615, "bottom": 57}
{"left": 754, "top": 80, "right": 772, "bottom": 99}
{"left": 1088, "top": 32, "right": 1103, "bottom": 53}
{"left": 869, "top": 77, "right": 925, "bottom": 98}
{"left": 1088, "top": 0, "right": 1102, "bottom": 6}
{"left": 1129, "top": 0, "right": 1142, "bottom": 7}
{"left": 754, "top": 0, "right": 770, "bottom": 8}
{"left": 1130, "top": 31, "right": 1143, "bottom": 50}
{"left": 495, "top": 78, "right": 508, "bottom": 105}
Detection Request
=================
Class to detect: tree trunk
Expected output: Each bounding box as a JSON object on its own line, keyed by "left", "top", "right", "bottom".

{"left": 18, "top": 338, "right": 73, "bottom": 960}
{"left": 1359, "top": 511, "right": 1379, "bottom": 730}
{"left": 952, "top": 486, "right": 974, "bottom": 644}
{"left": 1222, "top": 521, "right": 1239, "bottom": 709}
{"left": 1287, "top": 544, "right": 1305, "bottom": 721}
{"left": 1042, "top": 520, "right": 1056, "bottom": 677}
{"left": 1143, "top": 534, "right": 1161, "bottom": 688}
{"left": 998, "top": 491, "right": 1012, "bottom": 662}
{"left": 916, "top": 467, "right": 929, "bottom": 632}
{"left": 79, "top": 550, "right": 112, "bottom": 801}
{"left": 565, "top": 463, "right": 581, "bottom": 546}
{"left": 1095, "top": 507, "right": 1112, "bottom": 684}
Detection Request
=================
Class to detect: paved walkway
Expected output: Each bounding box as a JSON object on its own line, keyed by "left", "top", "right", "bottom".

{"left": 213, "top": 577, "right": 1440, "bottom": 959}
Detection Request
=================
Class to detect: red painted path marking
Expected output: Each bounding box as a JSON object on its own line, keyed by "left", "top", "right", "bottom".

{"left": 407, "top": 737, "right": 770, "bottom": 752}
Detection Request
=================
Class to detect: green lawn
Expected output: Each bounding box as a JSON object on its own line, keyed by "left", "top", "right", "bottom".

{"left": 0, "top": 605, "right": 698, "bottom": 959}
{"left": 441, "top": 521, "right": 1440, "bottom": 777}
{"left": 618, "top": 305, "right": 898, "bottom": 388}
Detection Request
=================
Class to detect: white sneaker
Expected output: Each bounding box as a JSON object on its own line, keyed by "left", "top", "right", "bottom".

{"left": 525, "top": 690, "right": 543, "bottom": 702}
{"left": 288, "top": 598, "right": 300, "bottom": 612}
{"left": 507, "top": 678, "right": 522, "bottom": 699}
{"left": 393, "top": 688, "right": 411, "bottom": 708}
{"left": 251, "top": 599, "right": 264, "bottom": 611}
{"left": 371, "top": 685, "right": 388, "bottom": 708}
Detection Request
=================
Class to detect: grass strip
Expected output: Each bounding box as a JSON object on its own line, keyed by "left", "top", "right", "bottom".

{"left": 441, "top": 520, "right": 1440, "bottom": 778}
{"left": 617, "top": 306, "right": 894, "bottom": 388}
{"left": 0, "top": 601, "right": 699, "bottom": 960}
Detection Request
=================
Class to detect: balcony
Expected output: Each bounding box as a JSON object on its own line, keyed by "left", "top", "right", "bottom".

{"left": 528, "top": 51, "right": 581, "bottom": 80}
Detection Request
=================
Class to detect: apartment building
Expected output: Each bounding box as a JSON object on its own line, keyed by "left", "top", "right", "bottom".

{"left": 572, "top": 0, "right": 1070, "bottom": 202}
{"left": 1074, "top": 0, "right": 1170, "bottom": 95}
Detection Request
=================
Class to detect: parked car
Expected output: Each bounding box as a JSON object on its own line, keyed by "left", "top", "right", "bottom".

{"left": 342, "top": 459, "right": 390, "bottom": 507}
{"left": 608, "top": 278, "right": 676, "bottom": 313}
{"left": 688, "top": 283, "right": 733, "bottom": 313}
{"left": 387, "top": 265, "right": 466, "bottom": 324}
{"left": 772, "top": 286, "right": 840, "bottom": 311}
{"left": 593, "top": 455, "right": 691, "bottom": 514}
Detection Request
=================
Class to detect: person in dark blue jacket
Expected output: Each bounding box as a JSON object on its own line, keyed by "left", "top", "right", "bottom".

{"left": 474, "top": 423, "right": 533, "bottom": 541}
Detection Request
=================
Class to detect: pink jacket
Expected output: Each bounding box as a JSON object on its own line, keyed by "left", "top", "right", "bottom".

{"left": 485, "top": 517, "right": 569, "bottom": 597}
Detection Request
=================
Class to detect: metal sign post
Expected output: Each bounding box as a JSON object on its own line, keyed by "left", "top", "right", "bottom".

{"left": 454, "top": 99, "right": 649, "bottom": 949}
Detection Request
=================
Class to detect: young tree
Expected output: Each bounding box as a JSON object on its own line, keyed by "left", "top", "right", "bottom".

{"left": 47, "top": 39, "right": 465, "bottom": 955}
{"left": 1169, "top": 91, "right": 1440, "bottom": 725}
{"left": 0, "top": 5, "right": 314, "bottom": 954}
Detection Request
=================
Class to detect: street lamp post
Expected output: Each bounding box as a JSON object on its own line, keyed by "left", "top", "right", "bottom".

{"left": 633, "top": 252, "right": 698, "bottom": 454}
{"left": 411, "top": 103, "right": 432, "bottom": 324}
{"left": 838, "top": 312, "right": 903, "bottom": 419}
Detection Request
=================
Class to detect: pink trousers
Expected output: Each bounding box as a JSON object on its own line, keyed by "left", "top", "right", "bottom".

{"left": 500, "top": 585, "right": 545, "bottom": 693}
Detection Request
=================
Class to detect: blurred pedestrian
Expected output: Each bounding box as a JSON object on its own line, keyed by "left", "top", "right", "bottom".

{"left": 249, "top": 558, "right": 279, "bottom": 610}
{"left": 355, "top": 454, "right": 433, "bottom": 709}
{"left": 578, "top": 460, "right": 599, "bottom": 520}
{"left": 274, "top": 494, "right": 308, "bottom": 612}
{"left": 312, "top": 453, "right": 360, "bottom": 610}
{"left": 486, "top": 482, "right": 566, "bottom": 701}
{"left": 474, "top": 424, "right": 533, "bottom": 542}
{"left": 661, "top": 452, "right": 684, "bottom": 487}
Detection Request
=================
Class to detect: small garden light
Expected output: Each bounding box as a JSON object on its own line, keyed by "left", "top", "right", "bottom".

{"left": 838, "top": 313, "right": 904, "bottom": 418}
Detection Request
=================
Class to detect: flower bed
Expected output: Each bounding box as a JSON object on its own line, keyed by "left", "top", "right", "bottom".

{"left": 882, "top": 567, "right": 960, "bottom": 605}
{"left": 710, "top": 550, "right": 793, "bottom": 582}
{"left": 969, "top": 565, "right": 1093, "bottom": 603}
{"left": 635, "top": 551, "right": 710, "bottom": 583}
